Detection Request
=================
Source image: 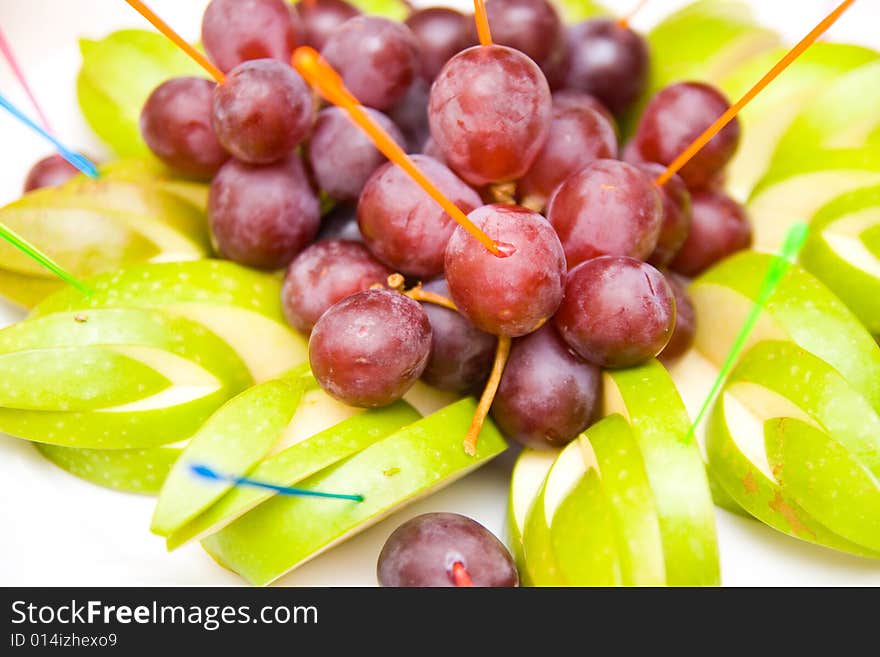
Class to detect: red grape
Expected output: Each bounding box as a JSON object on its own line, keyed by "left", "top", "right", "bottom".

{"left": 23, "top": 154, "right": 81, "bottom": 192}
{"left": 140, "top": 77, "right": 228, "bottom": 180}
{"left": 309, "top": 289, "right": 432, "bottom": 407}
{"left": 562, "top": 18, "right": 649, "bottom": 115}
{"left": 550, "top": 89, "right": 616, "bottom": 133}
{"left": 669, "top": 189, "right": 752, "bottom": 276}
{"left": 633, "top": 82, "right": 740, "bottom": 190}
{"left": 307, "top": 106, "right": 406, "bottom": 201}
{"left": 208, "top": 154, "right": 319, "bottom": 270}
{"left": 212, "top": 59, "right": 313, "bottom": 165}
{"left": 636, "top": 162, "right": 692, "bottom": 268}
{"left": 377, "top": 513, "right": 518, "bottom": 587}
{"left": 357, "top": 155, "right": 482, "bottom": 278}
{"left": 491, "top": 324, "right": 600, "bottom": 449}
{"left": 201, "top": 0, "right": 302, "bottom": 73}
{"left": 554, "top": 256, "right": 675, "bottom": 368}
{"left": 546, "top": 159, "right": 663, "bottom": 268}
{"left": 519, "top": 98, "right": 617, "bottom": 205}
{"left": 387, "top": 79, "right": 431, "bottom": 153}
{"left": 428, "top": 45, "right": 552, "bottom": 186}
{"left": 281, "top": 239, "right": 392, "bottom": 332}
{"left": 296, "top": 0, "right": 360, "bottom": 51}
{"left": 405, "top": 7, "right": 473, "bottom": 82}
{"left": 659, "top": 272, "right": 696, "bottom": 363}
{"left": 444, "top": 204, "right": 566, "bottom": 337}
{"left": 482, "top": 0, "right": 566, "bottom": 79}
{"left": 419, "top": 278, "right": 496, "bottom": 394}
{"left": 320, "top": 16, "right": 420, "bottom": 110}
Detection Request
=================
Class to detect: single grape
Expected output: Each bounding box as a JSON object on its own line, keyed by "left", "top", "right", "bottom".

{"left": 282, "top": 240, "right": 392, "bottom": 332}
{"left": 307, "top": 107, "right": 406, "bottom": 201}
{"left": 316, "top": 203, "right": 362, "bottom": 243}
{"left": 23, "top": 154, "right": 82, "bottom": 192}
{"left": 388, "top": 78, "right": 431, "bottom": 153}
{"left": 636, "top": 162, "right": 692, "bottom": 268}
{"left": 444, "top": 204, "right": 566, "bottom": 337}
{"left": 419, "top": 278, "right": 496, "bottom": 394}
{"left": 296, "top": 0, "right": 360, "bottom": 51}
{"left": 212, "top": 59, "right": 313, "bottom": 165}
{"left": 320, "top": 16, "right": 420, "bottom": 110}
{"left": 420, "top": 136, "right": 445, "bottom": 163}
{"left": 562, "top": 18, "right": 649, "bottom": 115}
{"left": 309, "top": 289, "right": 432, "bottom": 407}
{"left": 482, "top": 0, "right": 566, "bottom": 79}
{"left": 140, "top": 77, "right": 228, "bottom": 180}
{"left": 209, "top": 154, "right": 320, "bottom": 270}
{"left": 377, "top": 513, "right": 518, "bottom": 587}
{"left": 659, "top": 272, "right": 696, "bottom": 363}
{"left": 519, "top": 99, "right": 617, "bottom": 207}
{"left": 201, "top": 0, "right": 302, "bottom": 73}
{"left": 550, "top": 89, "right": 616, "bottom": 133}
{"left": 669, "top": 189, "right": 752, "bottom": 276}
{"left": 546, "top": 159, "right": 663, "bottom": 268}
{"left": 428, "top": 45, "right": 552, "bottom": 186}
{"left": 633, "top": 82, "right": 740, "bottom": 190}
{"left": 358, "top": 155, "right": 482, "bottom": 278}
{"left": 491, "top": 324, "right": 600, "bottom": 449}
{"left": 405, "top": 7, "right": 472, "bottom": 82}
{"left": 554, "top": 256, "right": 675, "bottom": 368}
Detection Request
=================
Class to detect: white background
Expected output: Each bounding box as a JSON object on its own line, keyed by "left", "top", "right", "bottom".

{"left": 1, "top": 0, "right": 879, "bottom": 586}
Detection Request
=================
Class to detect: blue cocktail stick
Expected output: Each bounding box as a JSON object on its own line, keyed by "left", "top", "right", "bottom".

{"left": 0, "top": 90, "right": 99, "bottom": 179}
{"left": 190, "top": 463, "right": 364, "bottom": 502}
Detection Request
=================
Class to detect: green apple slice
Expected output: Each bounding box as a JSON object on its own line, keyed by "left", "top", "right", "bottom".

{"left": 201, "top": 398, "right": 506, "bottom": 586}
{"left": 99, "top": 157, "right": 209, "bottom": 211}
{"left": 800, "top": 184, "right": 880, "bottom": 334}
{"left": 507, "top": 448, "right": 558, "bottom": 582}
{"left": 603, "top": 361, "right": 720, "bottom": 586}
{"left": 151, "top": 372, "right": 311, "bottom": 536}
{"left": 35, "top": 442, "right": 185, "bottom": 495}
{"left": 167, "top": 400, "right": 420, "bottom": 550}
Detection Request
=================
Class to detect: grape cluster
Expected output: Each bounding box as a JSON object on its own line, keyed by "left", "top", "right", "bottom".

{"left": 132, "top": 0, "right": 752, "bottom": 461}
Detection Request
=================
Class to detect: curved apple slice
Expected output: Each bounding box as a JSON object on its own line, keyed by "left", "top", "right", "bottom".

{"left": 99, "top": 157, "right": 209, "bottom": 211}
{"left": 507, "top": 448, "right": 558, "bottom": 583}
{"left": 201, "top": 398, "right": 507, "bottom": 586}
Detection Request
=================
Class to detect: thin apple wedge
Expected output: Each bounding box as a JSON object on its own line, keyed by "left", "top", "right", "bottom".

{"left": 507, "top": 448, "right": 558, "bottom": 583}
{"left": 201, "top": 398, "right": 506, "bottom": 586}
{"left": 99, "top": 157, "right": 209, "bottom": 211}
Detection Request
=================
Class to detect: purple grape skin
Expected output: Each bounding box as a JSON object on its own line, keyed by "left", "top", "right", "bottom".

{"left": 282, "top": 240, "right": 392, "bottom": 332}
{"left": 550, "top": 89, "right": 617, "bottom": 134}
{"left": 309, "top": 289, "right": 432, "bottom": 408}
{"left": 357, "top": 155, "right": 482, "bottom": 278}
{"left": 212, "top": 59, "right": 313, "bottom": 165}
{"left": 562, "top": 18, "right": 650, "bottom": 115}
{"left": 482, "top": 0, "right": 566, "bottom": 78}
{"left": 633, "top": 82, "right": 740, "bottom": 190}
{"left": 554, "top": 256, "right": 676, "bottom": 369}
{"left": 546, "top": 159, "right": 663, "bottom": 268}
{"left": 387, "top": 78, "right": 431, "bottom": 153}
{"left": 405, "top": 7, "right": 473, "bottom": 82}
{"left": 140, "top": 77, "right": 228, "bottom": 180}
{"left": 669, "top": 189, "right": 752, "bottom": 277}
{"left": 320, "top": 16, "right": 420, "bottom": 111}
{"left": 659, "top": 272, "right": 696, "bottom": 363}
{"left": 377, "top": 513, "right": 518, "bottom": 587}
{"left": 307, "top": 107, "right": 406, "bottom": 202}
{"left": 419, "top": 278, "right": 496, "bottom": 394}
{"left": 201, "top": 0, "right": 302, "bottom": 73}
{"left": 296, "top": 0, "right": 361, "bottom": 51}
{"left": 316, "top": 203, "right": 363, "bottom": 243}
{"left": 208, "top": 155, "right": 320, "bottom": 270}
{"left": 23, "top": 154, "right": 81, "bottom": 192}
{"left": 444, "top": 204, "right": 566, "bottom": 337}
{"left": 428, "top": 45, "right": 552, "bottom": 187}
{"left": 636, "top": 162, "right": 692, "bottom": 268}
{"left": 491, "top": 324, "right": 601, "bottom": 449}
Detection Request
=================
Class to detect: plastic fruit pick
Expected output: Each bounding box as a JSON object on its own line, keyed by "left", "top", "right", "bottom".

{"left": 0, "top": 25, "right": 52, "bottom": 131}
{"left": 123, "top": 0, "right": 225, "bottom": 84}
{"left": 451, "top": 562, "right": 474, "bottom": 587}
{"left": 617, "top": 0, "right": 650, "bottom": 29}
{"left": 655, "top": 0, "right": 857, "bottom": 187}
{"left": 291, "top": 47, "right": 502, "bottom": 257}
{"left": 683, "top": 221, "right": 810, "bottom": 444}
{"left": 189, "top": 463, "right": 364, "bottom": 502}
{"left": 473, "top": 0, "right": 493, "bottom": 46}
{"left": 0, "top": 223, "right": 92, "bottom": 294}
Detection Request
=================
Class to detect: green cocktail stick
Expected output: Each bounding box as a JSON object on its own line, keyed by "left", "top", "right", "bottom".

{"left": 0, "top": 223, "right": 92, "bottom": 295}
{"left": 683, "top": 221, "right": 810, "bottom": 444}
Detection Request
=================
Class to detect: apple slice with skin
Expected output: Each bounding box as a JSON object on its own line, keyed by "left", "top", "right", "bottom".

{"left": 201, "top": 398, "right": 506, "bottom": 586}
{"left": 800, "top": 184, "right": 880, "bottom": 335}
{"left": 167, "top": 400, "right": 420, "bottom": 550}
{"left": 99, "top": 157, "right": 209, "bottom": 211}
{"left": 507, "top": 448, "right": 558, "bottom": 583}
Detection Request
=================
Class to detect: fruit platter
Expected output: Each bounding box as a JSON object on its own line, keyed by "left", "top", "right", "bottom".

{"left": 1, "top": 0, "right": 879, "bottom": 587}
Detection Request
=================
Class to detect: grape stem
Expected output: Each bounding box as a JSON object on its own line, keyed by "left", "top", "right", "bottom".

{"left": 464, "top": 335, "right": 511, "bottom": 456}
{"left": 451, "top": 562, "right": 474, "bottom": 587}
{"left": 406, "top": 286, "right": 458, "bottom": 312}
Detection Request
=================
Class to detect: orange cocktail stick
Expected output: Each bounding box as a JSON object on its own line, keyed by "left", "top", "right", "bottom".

{"left": 124, "top": 0, "right": 225, "bottom": 84}
{"left": 292, "top": 47, "right": 502, "bottom": 256}
{"left": 473, "top": 0, "right": 494, "bottom": 46}
{"left": 617, "top": 0, "right": 649, "bottom": 29}
{"left": 451, "top": 562, "right": 474, "bottom": 587}
{"left": 655, "top": 0, "right": 856, "bottom": 186}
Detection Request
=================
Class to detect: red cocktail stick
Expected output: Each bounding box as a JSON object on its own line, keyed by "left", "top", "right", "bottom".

{"left": 0, "top": 25, "right": 52, "bottom": 132}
